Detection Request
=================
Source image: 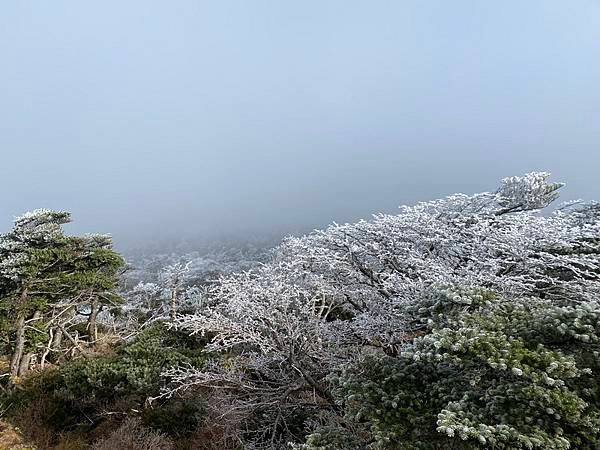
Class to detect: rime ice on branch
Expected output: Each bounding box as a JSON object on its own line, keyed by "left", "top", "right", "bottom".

{"left": 162, "top": 173, "right": 599, "bottom": 447}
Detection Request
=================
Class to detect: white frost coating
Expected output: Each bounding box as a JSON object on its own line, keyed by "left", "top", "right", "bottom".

{"left": 496, "top": 171, "right": 564, "bottom": 213}
{"left": 158, "top": 172, "right": 600, "bottom": 446}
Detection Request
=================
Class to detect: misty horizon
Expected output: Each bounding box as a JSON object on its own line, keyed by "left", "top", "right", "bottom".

{"left": 2, "top": 1, "right": 599, "bottom": 250}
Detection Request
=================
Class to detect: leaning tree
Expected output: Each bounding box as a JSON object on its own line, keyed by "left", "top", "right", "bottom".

{"left": 0, "top": 209, "right": 124, "bottom": 379}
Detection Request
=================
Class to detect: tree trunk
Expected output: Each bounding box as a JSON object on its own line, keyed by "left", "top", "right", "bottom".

{"left": 87, "top": 299, "right": 99, "bottom": 342}
{"left": 52, "top": 306, "right": 74, "bottom": 352}
{"left": 10, "top": 312, "right": 26, "bottom": 378}
{"left": 52, "top": 327, "right": 63, "bottom": 351}
{"left": 51, "top": 306, "right": 75, "bottom": 364}
{"left": 10, "top": 288, "right": 29, "bottom": 378}
{"left": 18, "top": 353, "right": 32, "bottom": 376}
{"left": 16, "top": 310, "right": 41, "bottom": 377}
{"left": 170, "top": 285, "right": 179, "bottom": 322}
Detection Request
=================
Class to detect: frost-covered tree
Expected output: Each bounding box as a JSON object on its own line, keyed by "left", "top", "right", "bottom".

{"left": 318, "top": 286, "right": 600, "bottom": 449}
{"left": 120, "top": 264, "right": 205, "bottom": 334}
{"left": 160, "top": 261, "right": 193, "bottom": 322}
{"left": 118, "top": 243, "right": 271, "bottom": 330}
{"left": 0, "top": 209, "right": 124, "bottom": 378}
{"left": 162, "top": 172, "right": 599, "bottom": 448}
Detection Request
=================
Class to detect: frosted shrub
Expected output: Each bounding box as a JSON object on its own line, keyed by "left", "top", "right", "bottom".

{"left": 165, "top": 173, "right": 599, "bottom": 448}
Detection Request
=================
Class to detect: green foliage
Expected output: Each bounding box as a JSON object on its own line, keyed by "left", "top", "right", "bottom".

{"left": 23, "top": 318, "right": 50, "bottom": 351}
{"left": 142, "top": 398, "right": 205, "bottom": 436}
{"left": 0, "top": 210, "right": 125, "bottom": 370}
{"left": 297, "top": 426, "right": 365, "bottom": 450}
{"left": 4, "top": 322, "right": 207, "bottom": 436}
{"left": 320, "top": 287, "right": 600, "bottom": 449}
{"left": 58, "top": 322, "right": 207, "bottom": 401}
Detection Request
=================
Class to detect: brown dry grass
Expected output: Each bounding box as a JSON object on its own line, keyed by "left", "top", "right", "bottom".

{"left": 0, "top": 419, "right": 35, "bottom": 450}
{"left": 91, "top": 418, "right": 173, "bottom": 450}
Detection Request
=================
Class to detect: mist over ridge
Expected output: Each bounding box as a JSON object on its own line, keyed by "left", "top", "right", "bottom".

{"left": 1, "top": 1, "right": 599, "bottom": 250}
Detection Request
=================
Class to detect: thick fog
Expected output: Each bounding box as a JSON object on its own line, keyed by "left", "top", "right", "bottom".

{"left": 1, "top": 1, "right": 599, "bottom": 250}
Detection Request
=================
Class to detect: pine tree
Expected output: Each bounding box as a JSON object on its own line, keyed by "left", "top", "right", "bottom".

{"left": 0, "top": 209, "right": 124, "bottom": 379}
{"left": 323, "top": 287, "right": 600, "bottom": 449}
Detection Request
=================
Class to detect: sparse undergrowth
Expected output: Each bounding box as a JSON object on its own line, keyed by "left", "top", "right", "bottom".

{"left": 1, "top": 322, "right": 209, "bottom": 449}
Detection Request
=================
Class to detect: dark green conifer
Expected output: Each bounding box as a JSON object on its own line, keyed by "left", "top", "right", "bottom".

{"left": 0, "top": 209, "right": 124, "bottom": 379}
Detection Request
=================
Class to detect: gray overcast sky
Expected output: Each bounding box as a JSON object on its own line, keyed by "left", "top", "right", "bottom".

{"left": 1, "top": 1, "right": 599, "bottom": 249}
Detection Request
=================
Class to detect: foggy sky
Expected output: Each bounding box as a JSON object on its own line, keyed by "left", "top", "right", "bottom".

{"left": 1, "top": 1, "right": 599, "bottom": 250}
